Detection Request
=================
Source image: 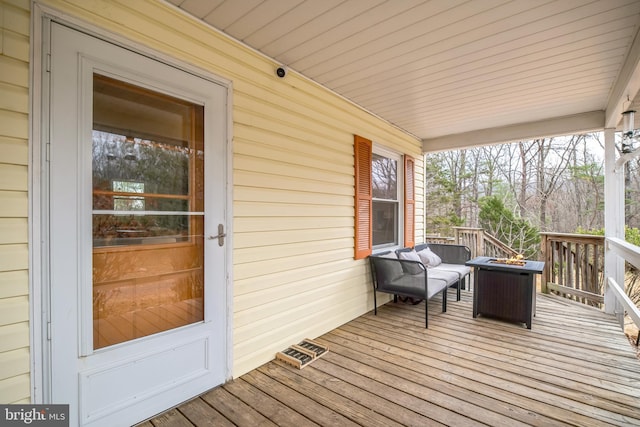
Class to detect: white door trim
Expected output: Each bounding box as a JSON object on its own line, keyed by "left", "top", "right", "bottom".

{"left": 30, "top": 3, "right": 234, "bottom": 406}
{"left": 29, "top": 4, "right": 46, "bottom": 404}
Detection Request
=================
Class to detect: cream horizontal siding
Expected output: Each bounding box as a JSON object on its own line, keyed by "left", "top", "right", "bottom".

{"left": 233, "top": 275, "right": 371, "bottom": 361}
{"left": 234, "top": 201, "right": 353, "bottom": 218}
{"left": 0, "top": 56, "right": 29, "bottom": 87}
{"left": 0, "top": 83, "right": 28, "bottom": 112}
{"left": 0, "top": 163, "right": 27, "bottom": 190}
{"left": 232, "top": 81, "right": 403, "bottom": 373}
{"left": 40, "top": 0, "right": 424, "bottom": 378}
{"left": 0, "top": 136, "right": 29, "bottom": 164}
{"left": 0, "top": 321, "right": 31, "bottom": 403}
{"left": 234, "top": 262, "right": 365, "bottom": 314}
{"left": 0, "top": 218, "right": 27, "bottom": 244}
{"left": 0, "top": 270, "right": 28, "bottom": 299}
{"left": 234, "top": 216, "right": 353, "bottom": 234}
{"left": 0, "top": 0, "right": 30, "bottom": 404}
{"left": 0, "top": 191, "right": 27, "bottom": 217}
{"left": 0, "top": 347, "right": 30, "bottom": 406}
{"left": 0, "top": 348, "right": 29, "bottom": 383}
{"left": 0, "top": 245, "right": 28, "bottom": 272}
{"left": 235, "top": 186, "right": 353, "bottom": 207}
{"left": 235, "top": 248, "right": 355, "bottom": 286}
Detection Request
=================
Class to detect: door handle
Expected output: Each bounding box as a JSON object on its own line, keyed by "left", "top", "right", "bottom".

{"left": 208, "top": 224, "right": 226, "bottom": 246}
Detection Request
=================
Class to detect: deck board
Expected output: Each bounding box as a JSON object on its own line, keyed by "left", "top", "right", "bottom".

{"left": 257, "top": 362, "right": 405, "bottom": 427}
{"left": 176, "top": 398, "right": 234, "bottom": 427}
{"left": 144, "top": 290, "right": 640, "bottom": 426}
{"left": 315, "top": 342, "right": 549, "bottom": 426}
{"left": 339, "top": 314, "right": 635, "bottom": 425}
{"left": 223, "top": 378, "right": 320, "bottom": 427}
{"left": 353, "top": 312, "right": 640, "bottom": 403}
{"left": 242, "top": 369, "right": 360, "bottom": 426}
{"left": 146, "top": 408, "right": 192, "bottom": 427}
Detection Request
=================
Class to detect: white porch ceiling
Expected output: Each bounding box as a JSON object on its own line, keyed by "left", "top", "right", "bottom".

{"left": 167, "top": 0, "right": 640, "bottom": 151}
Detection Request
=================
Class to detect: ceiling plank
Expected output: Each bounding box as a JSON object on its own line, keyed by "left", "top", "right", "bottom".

{"left": 246, "top": 0, "right": 343, "bottom": 51}
{"left": 349, "top": 21, "right": 636, "bottom": 104}
{"left": 605, "top": 19, "right": 640, "bottom": 129}
{"left": 202, "top": 0, "right": 263, "bottom": 30}
{"left": 174, "top": 0, "right": 640, "bottom": 143}
{"left": 225, "top": 0, "right": 306, "bottom": 41}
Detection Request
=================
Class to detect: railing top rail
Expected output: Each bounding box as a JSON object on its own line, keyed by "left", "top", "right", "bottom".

{"left": 540, "top": 232, "right": 605, "bottom": 240}
{"left": 483, "top": 232, "right": 519, "bottom": 255}
{"left": 606, "top": 237, "right": 640, "bottom": 271}
{"left": 607, "top": 276, "right": 640, "bottom": 331}
{"left": 453, "top": 227, "right": 483, "bottom": 231}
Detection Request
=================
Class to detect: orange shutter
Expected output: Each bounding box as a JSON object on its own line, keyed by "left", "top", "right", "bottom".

{"left": 354, "top": 135, "right": 372, "bottom": 259}
{"left": 404, "top": 155, "right": 415, "bottom": 248}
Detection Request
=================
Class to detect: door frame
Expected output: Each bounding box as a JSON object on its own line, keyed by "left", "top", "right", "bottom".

{"left": 29, "top": 4, "right": 234, "bottom": 404}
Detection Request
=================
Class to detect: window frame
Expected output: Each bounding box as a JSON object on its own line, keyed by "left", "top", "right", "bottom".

{"left": 371, "top": 144, "right": 404, "bottom": 250}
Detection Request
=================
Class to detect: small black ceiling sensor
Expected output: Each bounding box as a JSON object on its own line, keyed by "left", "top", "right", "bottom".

{"left": 276, "top": 66, "right": 287, "bottom": 78}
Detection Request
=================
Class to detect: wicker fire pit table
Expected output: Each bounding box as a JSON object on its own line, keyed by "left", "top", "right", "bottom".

{"left": 466, "top": 256, "right": 544, "bottom": 329}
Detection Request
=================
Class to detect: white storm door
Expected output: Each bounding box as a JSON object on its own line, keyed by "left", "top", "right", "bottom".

{"left": 47, "top": 22, "right": 228, "bottom": 427}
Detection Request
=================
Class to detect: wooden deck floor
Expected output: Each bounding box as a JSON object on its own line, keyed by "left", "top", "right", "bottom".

{"left": 141, "top": 290, "right": 640, "bottom": 426}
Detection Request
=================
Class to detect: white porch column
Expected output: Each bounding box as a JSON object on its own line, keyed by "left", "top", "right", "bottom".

{"left": 603, "top": 127, "right": 625, "bottom": 314}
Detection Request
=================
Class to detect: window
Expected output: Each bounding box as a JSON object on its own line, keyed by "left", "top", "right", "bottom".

{"left": 91, "top": 73, "right": 205, "bottom": 348}
{"left": 112, "top": 180, "right": 145, "bottom": 211}
{"left": 372, "top": 151, "right": 400, "bottom": 247}
{"left": 91, "top": 74, "right": 204, "bottom": 248}
{"left": 354, "top": 135, "right": 415, "bottom": 259}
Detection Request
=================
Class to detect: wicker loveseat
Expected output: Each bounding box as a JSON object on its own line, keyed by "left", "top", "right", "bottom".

{"left": 368, "top": 243, "right": 471, "bottom": 328}
{"left": 413, "top": 243, "right": 472, "bottom": 295}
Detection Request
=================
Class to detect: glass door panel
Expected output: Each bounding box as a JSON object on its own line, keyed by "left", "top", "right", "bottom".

{"left": 92, "top": 74, "right": 205, "bottom": 349}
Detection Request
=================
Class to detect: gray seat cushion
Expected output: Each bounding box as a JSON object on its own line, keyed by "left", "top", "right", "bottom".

{"left": 434, "top": 263, "right": 471, "bottom": 279}
{"left": 427, "top": 269, "right": 460, "bottom": 286}
{"left": 388, "top": 273, "right": 448, "bottom": 299}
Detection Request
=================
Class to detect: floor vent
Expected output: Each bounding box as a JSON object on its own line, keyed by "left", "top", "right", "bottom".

{"left": 276, "top": 339, "right": 329, "bottom": 369}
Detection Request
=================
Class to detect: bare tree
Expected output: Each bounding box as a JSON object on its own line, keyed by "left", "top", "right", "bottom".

{"left": 626, "top": 157, "right": 640, "bottom": 228}
{"left": 561, "top": 133, "right": 604, "bottom": 230}
{"left": 372, "top": 154, "right": 397, "bottom": 199}
{"left": 478, "top": 144, "right": 504, "bottom": 198}
{"left": 533, "top": 136, "right": 580, "bottom": 230}
{"left": 494, "top": 142, "right": 536, "bottom": 218}
{"left": 426, "top": 132, "right": 612, "bottom": 236}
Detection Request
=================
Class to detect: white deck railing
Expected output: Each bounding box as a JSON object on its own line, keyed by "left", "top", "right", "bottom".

{"left": 605, "top": 237, "right": 640, "bottom": 332}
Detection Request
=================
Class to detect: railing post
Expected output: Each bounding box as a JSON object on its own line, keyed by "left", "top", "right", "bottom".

{"left": 478, "top": 229, "right": 485, "bottom": 258}
{"left": 540, "top": 233, "right": 548, "bottom": 294}
{"left": 603, "top": 127, "right": 625, "bottom": 316}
